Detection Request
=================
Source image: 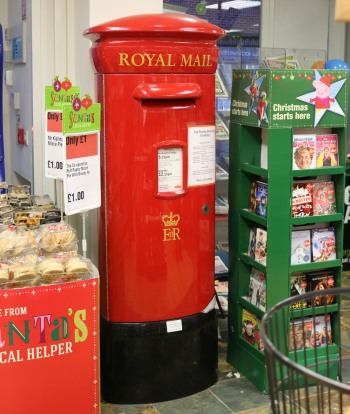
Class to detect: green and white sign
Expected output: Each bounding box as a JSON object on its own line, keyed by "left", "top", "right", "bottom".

{"left": 44, "top": 77, "right": 80, "bottom": 179}
{"left": 230, "top": 69, "right": 348, "bottom": 128}
{"left": 62, "top": 94, "right": 101, "bottom": 135}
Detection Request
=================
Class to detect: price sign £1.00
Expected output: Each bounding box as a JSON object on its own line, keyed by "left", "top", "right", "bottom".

{"left": 62, "top": 96, "right": 101, "bottom": 215}
{"left": 64, "top": 133, "right": 100, "bottom": 215}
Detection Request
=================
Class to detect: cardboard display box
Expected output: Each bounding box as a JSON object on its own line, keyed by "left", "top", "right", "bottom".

{"left": 0, "top": 270, "right": 99, "bottom": 414}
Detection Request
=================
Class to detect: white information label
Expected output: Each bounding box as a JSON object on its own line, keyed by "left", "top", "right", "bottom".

{"left": 166, "top": 319, "right": 183, "bottom": 333}
{"left": 63, "top": 133, "right": 101, "bottom": 215}
{"left": 158, "top": 147, "right": 183, "bottom": 193}
{"left": 45, "top": 110, "right": 64, "bottom": 179}
{"left": 188, "top": 125, "right": 216, "bottom": 187}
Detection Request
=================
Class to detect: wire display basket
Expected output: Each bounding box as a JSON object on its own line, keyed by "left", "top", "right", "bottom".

{"left": 260, "top": 287, "right": 350, "bottom": 414}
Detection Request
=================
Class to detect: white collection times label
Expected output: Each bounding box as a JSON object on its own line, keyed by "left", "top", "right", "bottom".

{"left": 158, "top": 147, "right": 183, "bottom": 193}
{"left": 188, "top": 125, "right": 216, "bottom": 187}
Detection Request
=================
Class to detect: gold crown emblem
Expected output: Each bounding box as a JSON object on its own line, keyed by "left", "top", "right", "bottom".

{"left": 162, "top": 212, "right": 180, "bottom": 227}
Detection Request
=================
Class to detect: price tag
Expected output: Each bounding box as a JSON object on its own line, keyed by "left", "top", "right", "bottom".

{"left": 158, "top": 148, "right": 183, "bottom": 193}
{"left": 64, "top": 133, "right": 100, "bottom": 215}
{"left": 45, "top": 110, "right": 64, "bottom": 178}
{"left": 62, "top": 99, "right": 101, "bottom": 215}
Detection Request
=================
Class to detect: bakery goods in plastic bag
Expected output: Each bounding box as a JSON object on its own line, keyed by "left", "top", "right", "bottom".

{"left": 36, "top": 223, "right": 78, "bottom": 254}
{"left": 0, "top": 225, "right": 38, "bottom": 260}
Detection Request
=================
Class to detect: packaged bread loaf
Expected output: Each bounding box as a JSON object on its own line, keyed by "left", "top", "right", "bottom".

{"left": 0, "top": 225, "right": 38, "bottom": 261}
{"left": 0, "top": 226, "right": 18, "bottom": 258}
{"left": 37, "top": 257, "right": 65, "bottom": 283}
{"left": 63, "top": 256, "right": 90, "bottom": 281}
{"left": 0, "top": 263, "right": 11, "bottom": 287}
{"left": 6, "top": 260, "right": 38, "bottom": 289}
{"left": 36, "top": 223, "right": 78, "bottom": 254}
{"left": 37, "top": 255, "right": 90, "bottom": 283}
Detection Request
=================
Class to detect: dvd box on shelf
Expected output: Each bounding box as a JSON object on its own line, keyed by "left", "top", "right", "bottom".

{"left": 306, "top": 271, "right": 335, "bottom": 307}
{"left": 291, "top": 230, "right": 311, "bottom": 264}
{"left": 312, "top": 181, "right": 336, "bottom": 215}
{"left": 290, "top": 273, "right": 308, "bottom": 309}
{"left": 242, "top": 308, "right": 264, "bottom": 352}
{"left": 248, "top": 181, "right": 257, "bottom": 213}
{"left": 255, "top": 181, "right": 268, "bottom": 218}
{"left": 290, "top": 314, "right": 332, "bottom": 350}
{"left": 292, "top": 134, "right": 316, "bottom": 170}
{"left": 311, "top": 227, "right": 336, "bottom": 262}
{"left": 248, "top": 226, "right": 257, "bottom": 259}
{"left": 315, "top": 134, "right": 338, "bottom": 167}
{"left": 247, "top": 267, "right": 266, "bottom": 311}
{"left": 255, "top": 227, "right": 267, "bottom": 265}
{"left": 292, "top": 181, "right": 313, "bottom": 217}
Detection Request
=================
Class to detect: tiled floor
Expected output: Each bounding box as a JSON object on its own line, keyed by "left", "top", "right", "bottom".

{"left": 101, "top": 274, "right": 350, "bottom": 414}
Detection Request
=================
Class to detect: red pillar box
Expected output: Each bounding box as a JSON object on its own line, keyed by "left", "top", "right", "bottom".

{"left": 0, "top": 272, "right": 99, "bottom": 414}
{"left": 84, "top": 13, "right": 225, "bottom": 404}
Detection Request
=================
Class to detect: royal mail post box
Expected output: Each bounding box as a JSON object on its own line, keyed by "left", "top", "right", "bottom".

{"left": 84, "top": 14, "right": 225, "bottom": 404}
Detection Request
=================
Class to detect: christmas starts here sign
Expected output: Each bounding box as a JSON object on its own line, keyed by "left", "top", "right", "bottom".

{"left": 230, "top": 69, "right": 348, "bottom": 129}
{"left": 0, "top": 277, "right": 100, "bottom": 414}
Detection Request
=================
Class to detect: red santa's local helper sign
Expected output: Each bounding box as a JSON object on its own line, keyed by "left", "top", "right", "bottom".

{"left": 0, "top": 276, "right": 99, "bottom": 414}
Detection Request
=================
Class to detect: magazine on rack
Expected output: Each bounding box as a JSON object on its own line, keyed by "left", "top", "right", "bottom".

{"left": 215, "top": 112, "right": 229, "bottom": 140}
{"left": 215, "top": 253, "right": 229, "bottom": 275}
{"left": 215, "top": 163, "right": 229, "bottom": 180}
{"left": 215, "top": 195, "right": 229, "bottom": 215}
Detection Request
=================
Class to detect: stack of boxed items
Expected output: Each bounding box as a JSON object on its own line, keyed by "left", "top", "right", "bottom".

{"left": 3, "top": 183, "right": 61, "bottom": 226}
{"left": 0, "top": 184, "right": 91, "bottom": 289}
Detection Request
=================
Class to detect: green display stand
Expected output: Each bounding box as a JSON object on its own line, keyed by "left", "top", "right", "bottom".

{"left": 227, "top": 68, "right": 348, "bottom": 392}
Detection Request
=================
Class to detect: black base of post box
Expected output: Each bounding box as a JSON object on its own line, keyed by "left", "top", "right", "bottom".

{"left": 100, "top": 308, "right": 218, "bottom": 404}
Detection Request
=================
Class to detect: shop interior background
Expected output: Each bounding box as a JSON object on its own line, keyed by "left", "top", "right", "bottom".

{"left": 0, "top": 0, "right": 348, "bottom": 265}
